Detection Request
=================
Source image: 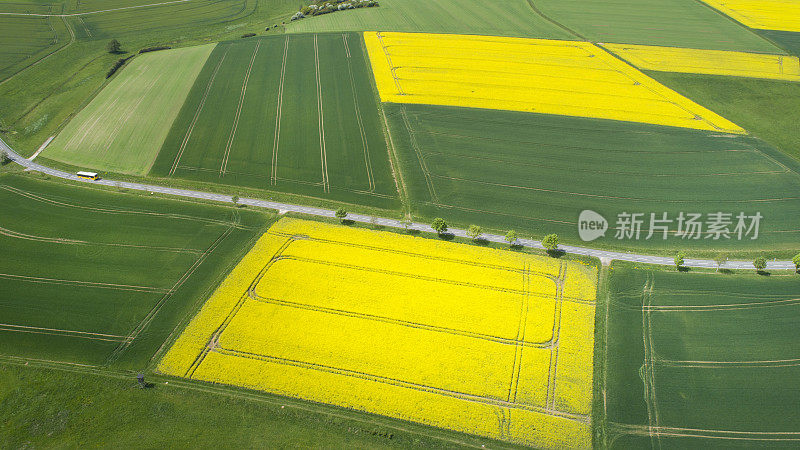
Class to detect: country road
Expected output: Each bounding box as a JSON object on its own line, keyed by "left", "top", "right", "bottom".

{"left": 1, "top": 136, "right": 795, "bottom": 271}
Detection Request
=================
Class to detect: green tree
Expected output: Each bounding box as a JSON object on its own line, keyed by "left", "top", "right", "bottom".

{"left": 542, "top": 234, "right": 559, "bottom": 252}
{"left": 793, "top": 253, "right": 800, "bottom": 273}
{"left": 0, "top": 149, "right": 9, "bottom": 165}
{"left": 753, "top": 256, "right": 767, "bottom": 272}
{"left": 231, "top": 195, "right": 239, "bottom": 205}
{"left": 505, "top": 230, "right": 518, "bottom": 246}
{"left": 674, "top": 251, "right": 685, "bottom": 270}
{"left": 106, "top": 39, "right": 122, "bottom": 53}
{"left": 714, "top": 254, "right": 728, "bottom": 272}
{"left": 431, "top": 217, "right": 447, "bottom": 235}
{"left": 335, "top": 207, "right": 347, "bottom": 222}
{"left": 400, "top": 218, "right": 412, "bottom": 231}
{"left": 467, "top": 224, "right": 482, "bottom": 241}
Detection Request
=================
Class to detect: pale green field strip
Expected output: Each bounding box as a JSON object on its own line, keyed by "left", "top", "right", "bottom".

{"left": 44, "top": 43, "right": 216, "bottom": 175}
{"left": 286, "top": 0, "right": 573, "bottom": 40}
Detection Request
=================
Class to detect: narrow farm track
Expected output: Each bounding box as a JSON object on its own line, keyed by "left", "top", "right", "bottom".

{"left": 1, "top": 137, "right": 795, "bottom": 270}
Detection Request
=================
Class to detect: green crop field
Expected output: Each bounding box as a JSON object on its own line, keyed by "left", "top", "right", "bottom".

{"left": 286, "top": 0, "right": 573, "bottom": 40}
{"left": 151, "top": 33, "right": 398, "bottom": 209}
{"left": 44, "top": 44, "right": 215, "bottom": 175}
{"left": 532, "top": 0, "right": 781, "bottom": 52}
{"left": 0, "top": 172, "right": 273, "bottom": 369}
{"left": 385, "top": 103, "right": 800, "bottom": 253}
{"left": 76, "top": 0, "right": 256, "bottom": 39}
{"left": 601, "top": 262, "right": 800, "bottom": 447}
{"left": 651, "top": 71, "right": 800, "bottom": 162}
{"left": 0, "top": 6, "right": 72, "bottom": 82}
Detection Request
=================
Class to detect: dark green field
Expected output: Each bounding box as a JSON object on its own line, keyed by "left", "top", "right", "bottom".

{"left": 385, "top": 103, "right": 800, "bottom": 253}
{"left": 651, "top": 72, "right": 800, "bottom": 162}
{"left": 532, "top": 0, "right": 781, "bottom": 52}
{"left": 601, "top": 263, "right": 800, "bottom": 448}
{"left": 0, "top": 172, "right": 273, "bottom": 370}
{"left": 151, "top": 32, "right": 398, "bottom": 209}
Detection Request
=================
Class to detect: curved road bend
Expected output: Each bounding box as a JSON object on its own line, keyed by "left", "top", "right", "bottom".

{"left": 1, "top": 137, "right": 794, "bottom": 271}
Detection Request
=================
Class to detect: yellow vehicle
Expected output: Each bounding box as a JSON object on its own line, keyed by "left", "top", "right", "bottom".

{"left": 76, "top": 171, "right": 99, "bottom": 181}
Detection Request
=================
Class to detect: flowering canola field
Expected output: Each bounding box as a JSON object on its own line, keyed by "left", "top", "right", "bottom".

{"left": 363, "top": 31, "right": 744, "bottom": 133}
{"left": 159, "top": 218, "right": 597, "bottom": 448}
{"left": 602, "top": 43, "right": 800, "bottom": 82}
{"left": 701, "top": 0, "right": 800, "bottom": 32}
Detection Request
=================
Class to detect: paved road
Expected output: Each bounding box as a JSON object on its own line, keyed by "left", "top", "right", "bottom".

{"left": 1, "top": 137, "right": 795, "bottom": 271}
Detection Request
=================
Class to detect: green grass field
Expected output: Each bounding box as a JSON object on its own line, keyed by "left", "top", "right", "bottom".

{"left": 385, "top": 103, "right": 800, "bottom": 253}
{"left": 44, "top": 44, "right": 215, "bottom": 175}
{"left": 0, "top": 172, "right": 273, "bottom": 370}
{"left": 0, "top": 363, "right": 518, "bottom": 449}
{"left": 0, "top": 7, "right": 72, "bottom": 81}
{"left": 650, "top": 72, "right": 800, "bottom": 162}
{"left": 532, "top": 0, "right": 781, "bottom": 52}
{"left": 286, "top": 0, "right": 573, "bottom": 39}
{"left": 150, "top": 33, "right": 398, "bottom": 209}
{"left": 601, "top": 262, "right": 800, "bottom": 447}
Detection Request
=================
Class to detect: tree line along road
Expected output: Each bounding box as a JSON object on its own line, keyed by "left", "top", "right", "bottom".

{"left": 1, "top": 136, "right": 795, "bottom": 271}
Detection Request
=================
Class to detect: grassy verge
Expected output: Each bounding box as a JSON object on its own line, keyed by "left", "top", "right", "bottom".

{"left": 0, "top": 361, "right": 515, "bottom": 448}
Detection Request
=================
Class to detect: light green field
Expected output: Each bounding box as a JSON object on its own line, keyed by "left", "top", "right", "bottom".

{"left": 44, "top": 44, "right": 215, "bottom": 175}
{"left": 602, "top": 262, "right": 800, "bottom": 447}
{"left": 286, "top": 0, "right": 573, "bottom": 40}
{"left": 532, "top": 0, "right": 781, "bottom": 52}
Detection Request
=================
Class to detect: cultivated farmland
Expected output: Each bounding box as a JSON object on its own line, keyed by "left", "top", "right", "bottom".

{"left": 603, "top": 43, "right": 800, "bottom": 81}
{"left": 45, "top": 44, "right": 215, "bottom": 175}
{"left": 602, "top": 262, "right": 800, "bottom": 447}
{"left": 385, "top": 103, "right": 800, "bottom": 252}
{"left": 0, "top": 6, "right": 71, "bottom": 82}
{"left": 532, "top": 0, "right": 781, "bottom": 52}
{"left": 0, "top": 173, "right": 271, "bottom": 369}
{"left": 151, "top": 33, "right": 397, "bottom": 208}
{"left": 364, "top": 32, "right": 743, "bottom": 133}
{"left": 702, "top": 0, "right": 800, "bottom": 33}
{"left": 286, "top": 0, "right": 573, "bottom": 40}
{"left": 159, "top": 218, "right": 598, "bottom": 448}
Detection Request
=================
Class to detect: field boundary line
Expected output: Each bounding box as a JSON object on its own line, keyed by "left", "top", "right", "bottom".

{"left": 314, "top": 35, "right": 330, "bottom": 193}
{"left": 343, "top": 33, "right": 375, "bottom": 192}
{"left": 106, "top": 224, "right": 235, "bottom": 365}
{"left": 249, "top": 294, "right": 552, "bottom": 349}
{"left": 0, "top": 272, "right": 167, "bottom": 293}
{"left": 272, "top": 255, "right": 540, "bottom": 296}
{"left": 399, "top": 106, "right": 439, "bottom": 202}
{"left": 641, "top": 273, "right": 662, "bottom": 449}
{"left": 0, "top": 225, "right": 203, "bottom": 253}
{"left": 271, "top": 36, "right": 289, "bottom": 185}
{"left": 215, "top": 346, "right": 590, "bottom": 423}
{"left": 508, "top": 262, "right": 534, "bottom": 402}
{"left": 0, "top": 184, "right": 242, "bottom": 228}
{"left": 0, "top": 16, "right": 74, "bottom": 86}
{"left": 0, "top": 0, "right": 196, "bottom": 17}
{"left": 267, "top": 230, "right": 559, "bottom": 280}
{"left": 427, "top": 173, "right": 800, "bottom": 203}
{"left": 0, "top": 323, "right": 128, "bottom": 342}
{"left": 610, "top": 422, "right": 800, "bottom": 441}
{"left": 169, "top": 45, "right": 231, "bottom": 177}
{"left": 545, "top": 262, "right": 567, "bottom": 410}
{"left": 220, "top": 39, "right": 261, "bottom": 176}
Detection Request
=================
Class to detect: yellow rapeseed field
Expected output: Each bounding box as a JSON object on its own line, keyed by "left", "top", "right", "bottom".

{"left": 701, "top": 0, "right": 800, "bottom": 32}
{"left": 363, "top": 31, "right": 744, "bottom": 133}
{"left": 602, "top": 43, "right": 800, "bottom": 81}
{"left": 158, "top": 218, "right": 597, "bottom": 448}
